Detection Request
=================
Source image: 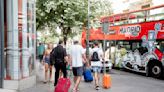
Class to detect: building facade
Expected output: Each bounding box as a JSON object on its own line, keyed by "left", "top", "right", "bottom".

{"left": 124, "top": 0, "right": 164, "bottom": 12}
{"left": 0, "top": 0, "right": 36, "bottom": 91}
{"left": 111, "top": 0, "right": 164, "bottom": 14}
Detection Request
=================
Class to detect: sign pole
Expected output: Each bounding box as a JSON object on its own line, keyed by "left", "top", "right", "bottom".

{"left": 102, "top": 19, "right": 109, "bottom": 74}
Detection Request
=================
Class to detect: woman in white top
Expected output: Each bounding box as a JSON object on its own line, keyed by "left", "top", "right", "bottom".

{"left": 90, "top": 41, "right": 104, "bottom": 90}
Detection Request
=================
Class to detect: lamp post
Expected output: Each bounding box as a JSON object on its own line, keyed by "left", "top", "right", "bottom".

{"left": 86, "top": 0, "right": 90, "bottom": 61}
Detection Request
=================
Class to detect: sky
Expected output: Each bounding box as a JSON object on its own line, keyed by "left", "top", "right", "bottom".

{"left": 110, "top": 0, "right": 127, "bottom": 14}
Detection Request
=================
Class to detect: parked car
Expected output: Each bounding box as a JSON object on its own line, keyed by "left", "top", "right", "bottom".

{"left": 101, "top": 59, "right": 112, "bottom": 73}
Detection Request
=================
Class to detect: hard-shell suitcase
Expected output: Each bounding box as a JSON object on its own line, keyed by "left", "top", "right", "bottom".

{"left": 54, "top": 78, "right": 71, "bottom": 92}
{"left": 102, "top": 59, "right": 111, "bottom": 89}
{"left": 83, "top": 68, "right": 93, "bottom": 82}
{"left": 103, "top": 73, "right": 111, "bottom": 89}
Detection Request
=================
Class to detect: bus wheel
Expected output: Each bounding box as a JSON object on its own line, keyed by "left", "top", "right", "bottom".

{"left": 150, "top": 64, "right": 162, "bottom": 78}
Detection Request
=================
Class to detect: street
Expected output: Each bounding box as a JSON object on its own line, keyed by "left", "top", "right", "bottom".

{"left": 20, "top": 61, "right": 164, "bottom": 92}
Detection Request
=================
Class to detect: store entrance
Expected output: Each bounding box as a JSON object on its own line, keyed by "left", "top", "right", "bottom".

{"left": 0, "top": 0, "right": 4, "bottom": 88}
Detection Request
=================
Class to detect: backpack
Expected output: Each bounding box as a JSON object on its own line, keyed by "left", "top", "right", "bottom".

{"left": 91, "top": 51, "right": 100, "bottom": 61}
{"left": 50, "top": 48, "right": 56, "bottom": 65}
{"left": 50, "top": 45, "right": 65, "bottom": 65}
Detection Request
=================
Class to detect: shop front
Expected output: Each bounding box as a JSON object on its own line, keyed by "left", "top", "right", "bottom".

{"left": 0, "top": 0, "right": 36, "bottom": 91}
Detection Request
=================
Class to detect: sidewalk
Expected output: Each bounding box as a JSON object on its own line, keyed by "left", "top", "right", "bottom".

{"left": 21, "top": 60, "right": 112, "bottom": 92}
{"left": 20, "top": 60, "right": 164, "bottom": 92}
{"left": 0, "top": 89, "right": 17, "bottom": 92}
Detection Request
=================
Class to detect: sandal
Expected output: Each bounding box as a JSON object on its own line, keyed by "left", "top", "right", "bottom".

{"left": 43, "top": 81, "right": 47, "bottom": 84}
{"left": 72, "top": 89, "right": 77, "bottom": 92}
{"left": 77, "top": 88, "right": 79, "bottom": 91}
{"left": 95, "top": 86, "right": 100, "bottom": 90}
{"left": 43, "top": 80, "right": 48, "bottom": 84}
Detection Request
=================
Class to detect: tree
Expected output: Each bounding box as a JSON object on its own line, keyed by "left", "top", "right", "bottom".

{"left": 36, "top": 0, "right": 113, "bottom": 44}
{"left": 36, "top": 0, "right": 88, "bottom": 44}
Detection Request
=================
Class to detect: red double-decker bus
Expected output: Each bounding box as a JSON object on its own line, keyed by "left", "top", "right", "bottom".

{"left": 82, "top": 4, "right": 164, "bottom": 78}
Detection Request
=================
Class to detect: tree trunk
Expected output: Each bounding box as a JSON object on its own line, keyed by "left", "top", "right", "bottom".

{"left": 62, "top": 27, "right": 68, "bottom": 45}
{"left": 63, "top": 35, "right": 67, "bottom": 45}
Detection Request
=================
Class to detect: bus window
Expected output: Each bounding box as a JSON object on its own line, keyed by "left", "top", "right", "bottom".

{"left": 117, "top": 41, "right": 131, "bottom": 51}
{"left": 132, "top": 42, "right": 140, "bottom": 51}
{"left": 148, "top": 7, "right": 164, "bottom": 21}
{"left": 159, "top": 41, "right": 164, "bottom": 53}
{"left": 123, "top": 42, "right": 130, "bottom": 50}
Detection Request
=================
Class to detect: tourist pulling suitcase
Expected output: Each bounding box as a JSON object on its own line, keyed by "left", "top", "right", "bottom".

{"left": 54, "top": 64, "right": 73, "bottom": 92}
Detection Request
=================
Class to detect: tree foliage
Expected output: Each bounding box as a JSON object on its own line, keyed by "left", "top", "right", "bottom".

{"left": 91, "top": 0, "right": 113, "bottom": 18}
{"left": 36, "top": 0, "right": 113, "bottom": 43}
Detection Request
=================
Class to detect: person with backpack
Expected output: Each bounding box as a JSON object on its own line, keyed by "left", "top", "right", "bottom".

{"left": 68, "top": 40, "right": 87, "bottom": 92}
{"left": 90, "top": 41, "right": 104, "bottom": 90}
{"left": 50, "top": 39, "right": 68, "bottom": 86}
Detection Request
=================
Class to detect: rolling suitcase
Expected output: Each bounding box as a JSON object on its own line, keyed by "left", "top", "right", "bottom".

{"left": 83, "top": 68, "right": 93, "bottom": 82}
{"left": 102, "top": 60, "right": 111, "bottom": 89}
{"left": 54, "top": 78, "right": 71, "bottom": 92}
{"left": 103, "top": 73, "right": 111, "bottom": 88}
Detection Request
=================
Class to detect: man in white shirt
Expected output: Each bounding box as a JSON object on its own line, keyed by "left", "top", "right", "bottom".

{"left": 90, "top": 41, "right": 103, "bottom": 90}
{"left": 69, "top": 40, "right": 87, "bottom": 92}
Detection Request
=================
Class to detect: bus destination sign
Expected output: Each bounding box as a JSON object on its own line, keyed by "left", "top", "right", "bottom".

{"left": 119, "top": 25, "right": 141, "bottom": 37}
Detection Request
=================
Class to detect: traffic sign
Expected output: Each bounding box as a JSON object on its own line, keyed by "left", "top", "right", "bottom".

{"left": 102, "top": 21, "right": 109, "bottom": 34}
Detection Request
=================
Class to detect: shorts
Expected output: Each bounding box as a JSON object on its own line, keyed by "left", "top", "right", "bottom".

{"left": 92, "top": 66, "right": 101, "bottom": 73}
{"left": 44, "top": 56, "right": 50, "bottom": 65}
{"left": 72, "top": 67, "right": 83, "bottom": 76}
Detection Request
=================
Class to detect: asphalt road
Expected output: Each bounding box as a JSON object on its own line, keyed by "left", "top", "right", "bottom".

{"left": 21, "top": 61, "right": 164, "bottom": 92}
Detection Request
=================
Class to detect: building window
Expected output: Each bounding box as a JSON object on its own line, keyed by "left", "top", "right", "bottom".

{"left": 123, "top": 9, "right": 129, "bottom": 13}
{"left": 141, "top": 4, "right": 150, "bottom": 9}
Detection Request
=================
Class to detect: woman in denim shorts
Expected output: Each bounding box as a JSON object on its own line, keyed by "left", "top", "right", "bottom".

{"left": 90, "top": 41, "right": 104, "bottom": 90}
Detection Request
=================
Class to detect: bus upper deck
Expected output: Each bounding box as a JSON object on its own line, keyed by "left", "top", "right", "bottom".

{"left": 81, "top": 4, "right": 164, "bottom": 48}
